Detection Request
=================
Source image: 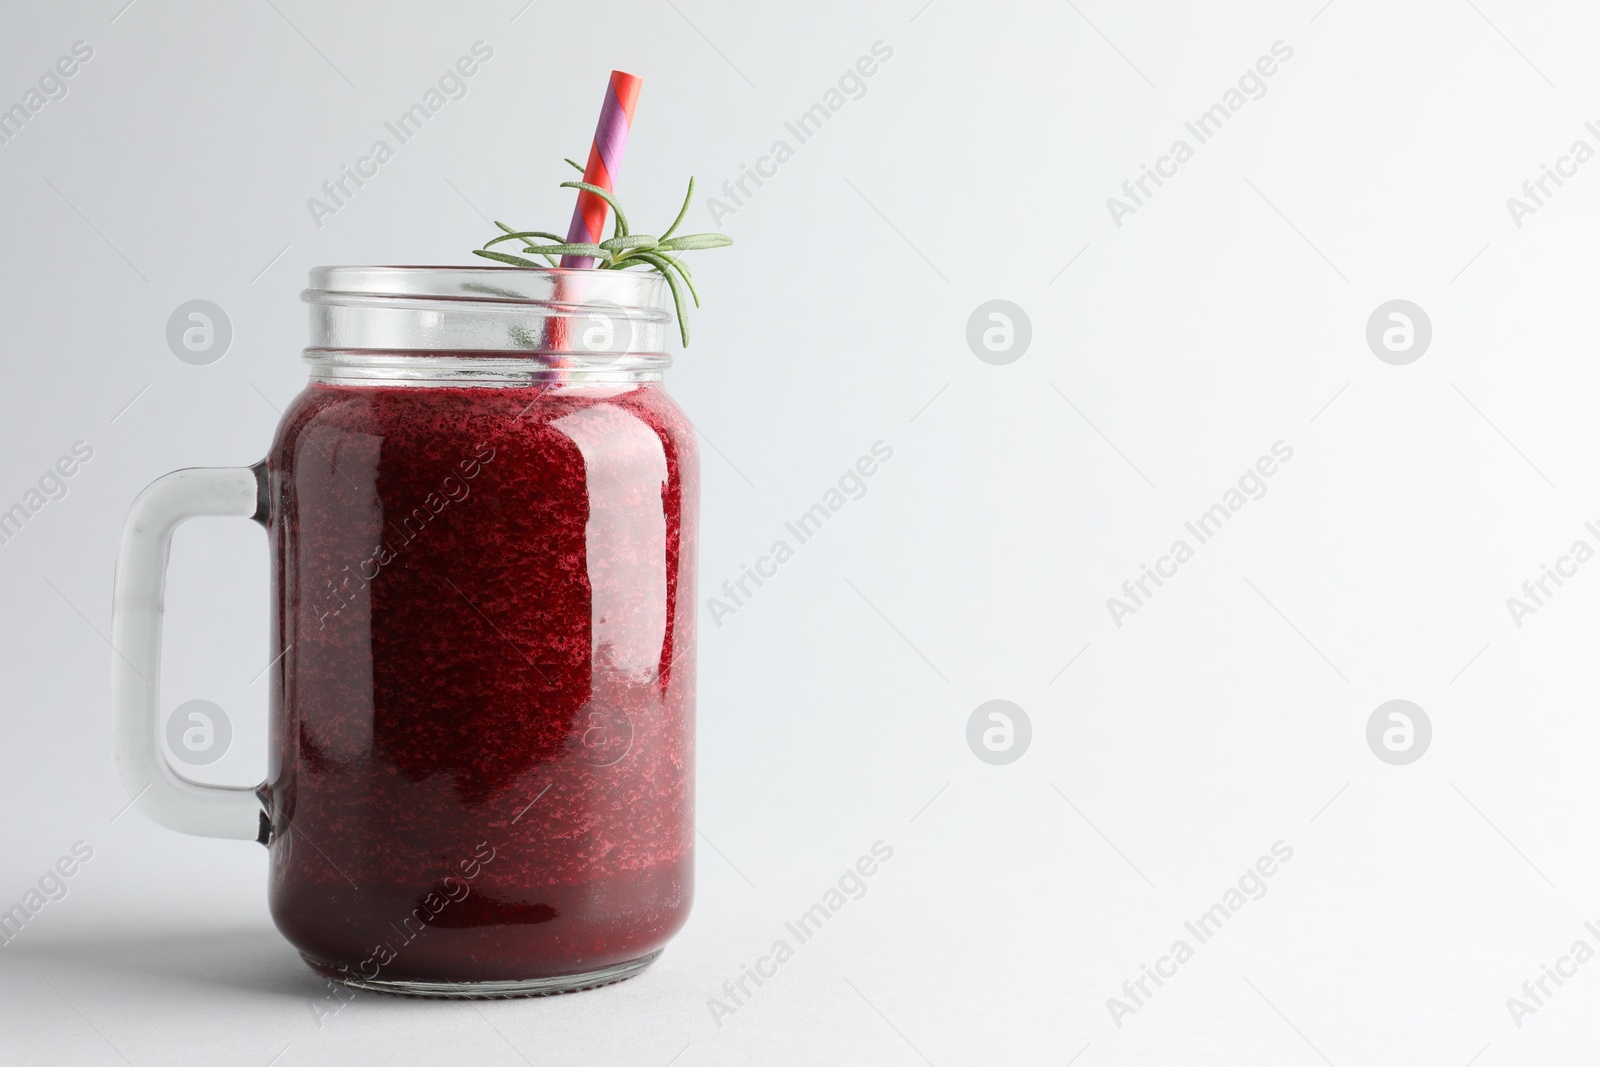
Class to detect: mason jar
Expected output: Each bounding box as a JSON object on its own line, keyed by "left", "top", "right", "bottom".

{"left": 112, "top": 267, "right": 699, "bottom": 997}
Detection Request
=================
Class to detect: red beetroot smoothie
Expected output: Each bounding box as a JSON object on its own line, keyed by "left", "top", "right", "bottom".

{"left": 262, "top": 378, "right": 697, "bottom": 983}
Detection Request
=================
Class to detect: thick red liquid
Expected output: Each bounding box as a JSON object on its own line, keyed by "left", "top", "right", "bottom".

{"left": 262, "top": 379, "right": 697, "bottom": 984}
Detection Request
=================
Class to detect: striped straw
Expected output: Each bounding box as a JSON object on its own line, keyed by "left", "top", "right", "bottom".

{"left": 560, "top": 70, "right": 643, "bottom": 269}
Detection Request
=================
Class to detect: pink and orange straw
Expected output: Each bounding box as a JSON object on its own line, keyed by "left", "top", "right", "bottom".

{"left": 560, "top": 70, "right": 643, "bottom": 269}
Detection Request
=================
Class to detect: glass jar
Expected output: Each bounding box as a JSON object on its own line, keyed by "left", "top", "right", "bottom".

{"left": 112, "top": 267, "right": 699, "bottom": 997}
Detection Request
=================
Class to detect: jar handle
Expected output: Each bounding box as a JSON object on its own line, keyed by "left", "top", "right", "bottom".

{"left": 111, "top": 464, "right": 270, "bottom": 842}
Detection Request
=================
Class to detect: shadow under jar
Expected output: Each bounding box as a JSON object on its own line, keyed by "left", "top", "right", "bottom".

{"left": 115, "top": 267, "right": 698, "bottom": 998}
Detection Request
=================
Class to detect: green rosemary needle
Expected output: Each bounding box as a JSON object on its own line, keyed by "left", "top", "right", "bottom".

{"left": 472, "top": 164, "right": 732, "bottom": 347}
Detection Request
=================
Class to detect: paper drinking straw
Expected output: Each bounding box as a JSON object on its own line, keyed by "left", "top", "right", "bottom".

{"left": 560, "top": 70, "right": 643, "bottom": 269}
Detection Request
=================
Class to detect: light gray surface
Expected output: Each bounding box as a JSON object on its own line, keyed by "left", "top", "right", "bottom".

{"left": 2, "top": 0, "right": 1598, "bottom": 1063}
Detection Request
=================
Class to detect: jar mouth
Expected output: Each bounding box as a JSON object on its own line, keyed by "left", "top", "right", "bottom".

{"left": 301, "top": 267, "right": 675, "bottom": 373}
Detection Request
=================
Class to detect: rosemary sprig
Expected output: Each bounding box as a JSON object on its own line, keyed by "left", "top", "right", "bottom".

{"left": 472, "top": 163, "right": 732, "bottom": 347}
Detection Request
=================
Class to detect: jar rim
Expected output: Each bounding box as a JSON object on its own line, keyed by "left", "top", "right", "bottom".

{"left": 303, "top": 265, "right": 672, "bottom": 316}
{"left": 301, "top": 266, "right": 676, "bottom": 369}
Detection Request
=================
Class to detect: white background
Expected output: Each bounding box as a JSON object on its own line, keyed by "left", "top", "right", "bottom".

{"left": 2, "top": 0, "right": 1599, "bottom": 1063}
